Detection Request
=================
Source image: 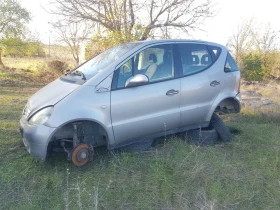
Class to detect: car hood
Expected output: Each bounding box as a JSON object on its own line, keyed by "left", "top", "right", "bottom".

{"left": 28, "top": 78, "right": 80, "bottom": 114}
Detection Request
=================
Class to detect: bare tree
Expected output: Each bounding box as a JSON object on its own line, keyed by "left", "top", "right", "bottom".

{"left": 228, "top": 18, "right": 279, "bottom": 72}
{"left": 50, "top": 19, "right": 93, "bottom": 65}
{"left": 253, "top": 23, "right": 278, "bottom": 53}
{"left": 253, "top": 23, "right": 279, "bottom": 78}
{"left": 227, "top": 18, "right": 255, "bottom": 69}
{"left": 48, "top": 0, "right": 214, "bottom": 42}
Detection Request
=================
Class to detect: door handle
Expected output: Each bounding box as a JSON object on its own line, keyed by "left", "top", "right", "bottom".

{"left": 166, "top": 89, "right": 179, "bottom": 95}
{"left": 210, "top": 80, "right": 220, "bottom": 87}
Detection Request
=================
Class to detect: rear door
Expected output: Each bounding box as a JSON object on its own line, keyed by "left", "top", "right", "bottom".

{"left": 111, "top": 44, "right": 181, "bottom": 145}
{"left": 177, "top": 43, "right": 223, "bottom": 127}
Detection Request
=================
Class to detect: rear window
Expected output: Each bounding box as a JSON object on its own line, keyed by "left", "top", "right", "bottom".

{"left": 224, "top": 53, "right": 239, "bottom": 72}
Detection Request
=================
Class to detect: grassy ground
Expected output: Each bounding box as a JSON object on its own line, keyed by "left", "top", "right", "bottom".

{"left": 2, "top": 57, "right": 47, "bottom": 73}
{"left": 0, "top": 67, "right": 280, "bottom": 209}
{"left": 2, "top": 45, "right": 76, "bottom": 74}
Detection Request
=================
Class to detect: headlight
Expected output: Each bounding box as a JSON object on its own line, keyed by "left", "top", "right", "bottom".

{"left": 29, "top": 107, "right": 54, "bottom": 125}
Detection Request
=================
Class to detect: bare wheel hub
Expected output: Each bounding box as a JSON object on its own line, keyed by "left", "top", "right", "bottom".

{"left": 71, "top": 143, "right": 90, "bottom": 166}
{"left": 77, "top": 148, "right": 89, "bottom": 161}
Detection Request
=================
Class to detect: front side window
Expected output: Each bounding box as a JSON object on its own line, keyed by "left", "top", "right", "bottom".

{"left": 225, "top": 53, "right": 239, "bottom": 72}
{"left": 116, "top": 44, "right": 174, "bottom": 88}
{"left": 178, "top": 44, "right": 212, "bottom": 76}
{"left": 117, "top": 59, "right": 133, "bottom": 88}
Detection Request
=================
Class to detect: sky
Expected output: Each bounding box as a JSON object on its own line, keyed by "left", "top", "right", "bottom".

{"left": 20, "top": 0, "right": 280, "bottom": 46}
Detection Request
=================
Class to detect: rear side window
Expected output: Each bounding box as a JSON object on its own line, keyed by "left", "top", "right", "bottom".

{"left": 207, "top": 45, "right": 222, "bottom": 62}
{"left": 178, "top": 44, "right": 212, "bottom": 76}
{"left": 225, "top": 53, "right": 239, "bottom": 72}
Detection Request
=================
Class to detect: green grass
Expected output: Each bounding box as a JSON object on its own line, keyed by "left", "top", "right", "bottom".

{"left": 1, "top": 71, "right": 280, "bottom": 210}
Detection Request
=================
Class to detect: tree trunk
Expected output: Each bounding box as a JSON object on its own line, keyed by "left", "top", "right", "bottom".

{"left": 0, "top": 48, "right": 4, "bottom": 67}
{"left": 140, "top": 26, "right": 151, "bottom": 41}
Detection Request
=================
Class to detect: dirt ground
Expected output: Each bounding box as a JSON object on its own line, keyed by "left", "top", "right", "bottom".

{"left": 241, "top": 80, "right": 280, "bottom": 110}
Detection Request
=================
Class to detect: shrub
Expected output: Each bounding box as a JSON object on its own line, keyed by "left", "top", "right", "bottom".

{"left": 2, "top": 38, "right": 45, "bottom": 57}
{"left": 25, "top": 42, "right": 46, "bottom": 57}
{"left": 242, "top": 53, "right": 265, "bottom": 81}
{"left": 47, "top": 60, "right": 66, "bottom": 73}
{"left": 241, "top": 51, "right": 280, "bottom": 81}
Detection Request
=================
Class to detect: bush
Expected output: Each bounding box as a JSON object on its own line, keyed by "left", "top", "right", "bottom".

{"left": 242, "top": 53, "right": 265, "bottom": 81}
{"left": 47, "top": 60, "right": 66, "bottom": 73}
{"left": 2, "top": 38, "right": 45, "bottom": 57}
{"left": 241, "top": 51, "right": 280, "bottom": 81}
{"left": 25, "top": 42, "right": 46, "bottom": 57}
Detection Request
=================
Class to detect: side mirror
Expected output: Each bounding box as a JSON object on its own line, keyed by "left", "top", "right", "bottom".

{"left": 125, "top": 74, "right": 149, "bottom": 88}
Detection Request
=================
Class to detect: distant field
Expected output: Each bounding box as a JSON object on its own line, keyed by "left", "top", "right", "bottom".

{"left": 2, "top": 44, "right": 76, "bottom": 73}
{"left": 42, "top": 45, "right": 75, "bottom": 63}
{"left": 0, "top": 68, "right": 280, "bottom": 209}
{"left": 2, "top": 57, "right": 48, "bottom": 73}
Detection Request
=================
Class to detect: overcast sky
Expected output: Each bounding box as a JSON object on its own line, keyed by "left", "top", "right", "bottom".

{"left": 21, "top": 0, "right": 280, "bottom": 45}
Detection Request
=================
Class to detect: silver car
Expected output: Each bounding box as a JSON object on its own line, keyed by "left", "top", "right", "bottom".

{"left": 19, "top": 39, "right": 241, "bottom": 166}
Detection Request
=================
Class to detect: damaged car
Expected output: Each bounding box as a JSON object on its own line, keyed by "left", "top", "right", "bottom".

{"left": 19, "top": 39, "right": 241, "bottom": 166}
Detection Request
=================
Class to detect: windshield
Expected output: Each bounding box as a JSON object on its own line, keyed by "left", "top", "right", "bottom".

{"left": 75, "top": 43, "right": 140, "bottom": 79}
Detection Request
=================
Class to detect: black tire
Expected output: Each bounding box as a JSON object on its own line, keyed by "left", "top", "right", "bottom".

{"left": 187, "top": 128, "right": 218, "bottom": 146}
{"left": 209, "top": 113, "right": 232, "bottom": 142}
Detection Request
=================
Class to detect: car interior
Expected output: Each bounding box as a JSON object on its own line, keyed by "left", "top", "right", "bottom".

{"left": 116, "top": 45, "right": 175, "bottom": 88}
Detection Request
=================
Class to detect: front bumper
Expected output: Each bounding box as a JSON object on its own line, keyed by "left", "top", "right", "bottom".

{"left": 19, "top": 117, "right": 57, "bottom": 161}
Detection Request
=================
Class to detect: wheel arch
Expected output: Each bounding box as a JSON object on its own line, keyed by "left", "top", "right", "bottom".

{"left": 47, "top": 118, "right": 113, "bottom": 149}
{"left": 206, "top": 95, "right": 241, "bottom": 121}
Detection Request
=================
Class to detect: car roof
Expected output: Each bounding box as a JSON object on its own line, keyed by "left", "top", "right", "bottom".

{"left": 130, "top": 39, "right": 225, "bottom": 48}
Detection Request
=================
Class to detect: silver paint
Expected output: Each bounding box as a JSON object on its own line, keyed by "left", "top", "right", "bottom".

{"left": 19, "top": 39, "right": 241, "bottom": 161}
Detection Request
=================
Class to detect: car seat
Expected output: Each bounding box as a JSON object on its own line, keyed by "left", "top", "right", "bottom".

{"left": 145, "top": 54, "right": 158, "bottom": 79}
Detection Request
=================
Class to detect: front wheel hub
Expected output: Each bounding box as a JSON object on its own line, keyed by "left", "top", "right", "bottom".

{"left": 71, "top": 144, "right": 91, "bottom": 166}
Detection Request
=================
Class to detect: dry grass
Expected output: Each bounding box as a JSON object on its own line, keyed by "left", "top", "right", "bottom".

{"left": 0, "top": 55, "right": 75, "bottom": 85}
{"left": 242, "top": 79, "right": 280, "bottom": 103}
{"left": 42, "top": 45, "right": 76, "bottom": 66}
{"left": 2, "top": 57, "right": 48, "bottom": 73}
{"left": 2, "top": 44, "right": 76, "bottom": 74}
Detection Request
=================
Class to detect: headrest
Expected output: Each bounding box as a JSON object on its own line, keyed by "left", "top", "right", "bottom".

{"left": 191, "top": 55, "right": 199, "bottom": 65}
{"left": 149, "top": 54, "right": 157, "bottom": 63}
{"left": 201, "top": 54, "right": 211, "bottom": 65}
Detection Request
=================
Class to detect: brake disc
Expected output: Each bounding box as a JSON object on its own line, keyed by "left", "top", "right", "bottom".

{"left": 71, "top": 143, "right": 90, "bottom": 166}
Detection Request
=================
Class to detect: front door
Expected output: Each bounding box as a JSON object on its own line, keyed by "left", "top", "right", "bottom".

{"left": 111, "top": 44, "right": 181, "bottom": 145}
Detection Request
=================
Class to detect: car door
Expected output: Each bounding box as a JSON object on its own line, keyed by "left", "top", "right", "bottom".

{"left": 177, "top": 43, "right": 223, "bottom": 127}
{"left": 110, "top": 44, "right": 181, "bottom": 145}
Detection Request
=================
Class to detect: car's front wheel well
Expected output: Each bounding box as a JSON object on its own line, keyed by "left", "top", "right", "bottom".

{"left": 48, "top": 120, "right": 107, "bottom": 154}
{"left": 215, "top": 98, "right": 241, "bottom": 114}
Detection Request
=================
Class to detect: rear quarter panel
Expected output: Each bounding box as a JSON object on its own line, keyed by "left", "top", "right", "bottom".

{"left": 206, "top": 69, "right": 241, "bottom": 121}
